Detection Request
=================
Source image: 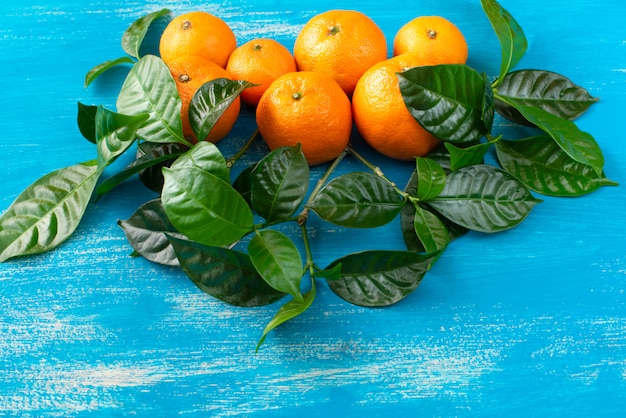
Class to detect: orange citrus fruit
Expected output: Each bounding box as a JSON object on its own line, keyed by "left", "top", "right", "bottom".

{"left": 293, "top": 10, "right": 388, "bottom": 96}
{"left": 159, "top": 11, "right": 237, "bottom": 68}
{"left": 167, "top": 55, "right": 241, "bottom": 144}
{"left": 352, "top": 54, "right": 441, "bottom": 161}
{"left": 226, "top": 38, "right": 297, "bottom": 107}
{"left": 393, "top": 16, "right": 468, "bottom": 64}
{"left": 256, "top": 71, "right": 352, "bottom": 166}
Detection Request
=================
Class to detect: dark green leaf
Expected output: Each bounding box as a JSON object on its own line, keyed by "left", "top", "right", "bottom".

{"left": 96, "top": 142, "right": 186, "bottom": 197}
{"left": 413, "top": 204, "right": 450, "bottom": 254}
{"left": 495, "top": 70, "right": 599, "bottom": 125}
{"left": 428, "top": 164, "right": 542, "bottom": 233}
{"left": 118, "top": 198, "right": 182, "bottom": 266}
{"left": 167, "top": 235, "right": 286, "bottom": 307}
{"left": 121, "top": 8, "right": 172, "bottom": 59}
{"left": 0, "top": 161, "right": 99, "bottom": 262}
{"left": 398, "top": 64, "right": 490, "bottom": 144}
{"left": 480, "top": 0, "right": 528, "bottom": 81}
{"left": 325, "top": 250, "right": 434, "bottom": 307}
{"left": 189, "top": 79, "right": 254, "bottom": 142}
{"left": 161, "top": 166, "right": 254, "bottom": 247}
{"left": 314, "top": 263, "right": 343, "bottom": 281}
{"left": 444, "top": 141, "right": 490, "bottom": 171}
{"left": 415, "top": 157, "right": 446, "bottom": 201}
{"left": 232, "top": 165, "right": 254, "bottom": 208}
{"left": 171, "top": 141, "right": 230, "bottom": 183}
{"left": 496, "top": 136, "right": 618, "bottom": 196}
{"left": 77, "top": 102, "right": 98, "bottom": 143}
{"left": 256, "top": 281, "right": 315, "bottom": 352}
{"left": 248, "top": 229, "right": 304, "bottom": 302}
{"left": 307, "top": 172, "right": 404, "bottom": 228}
{"left": 251, "top": 145, "right": 310, "bottom": 223}
{"left": 482, "top": 72, "right": 496, "bottom": 132}
{"left": 116, "top": 55, "right": 189, "bottom": 146}
{"left": 496, "top": 95, "right": 604, "bottom": 174}
{"left": 95, "top": 105, "right": 149, "bottom": 171}
{"left": 84, "top": 56, "right": 135, "bottom": 88}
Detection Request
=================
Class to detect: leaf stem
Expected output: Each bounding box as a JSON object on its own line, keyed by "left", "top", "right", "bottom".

{"left": 226, "top": 128, "right": 259, "bottom": 169}
{"left": 347, "top": 145, "right": 409, "bottom": 199}
{"left": 297, "top": 147, "right": 348, "bottom": 225}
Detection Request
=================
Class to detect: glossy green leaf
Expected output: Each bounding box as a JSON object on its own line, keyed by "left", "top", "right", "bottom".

{"left": 0, "top": 161, "right": 99, "bottom": 262}
{"left": 116, "top": 55, "right": 188, "bottom": 146}
{"left": 415, "top": 157, "right": 446, "bottom": 201}
{"left": 496, "top": 94, "right": 604, "bottom": 175}
{"left": 167, "top": 235, "right": 286, "bottom": 307}
{"left": 495, "top": 70, "right": 599, "bottom": 126}
{"left": 121, "top": 8, "right": 171, "bottom": 59}
{"left": 232, "top": 165, "right": 254, "bottom": 208}
{"left": 496, "top": 136, "right": 618, "bottom": 196}
{"left": 256, "top": 280, "right": 315, "bottom": 352}
{"left": 118, "top": 198, "right": 183, "bottom": 266}
{"left": 428, "top": 164, "right": 542, "bottom": 233}
{"left": 444, "top": 141, "right": 491, "bottom": 171}
{"left": 480, "top": 0, "right": 528, "bottom": 81}
{"left": 84, "top": 56, "right": 135, "bottom": 88}
{"left": 189, "top": 79, "right": 254, "bottom": 142}
{"left": 77, "top": 102, "right": 98, "bottom": 143}
{"left": 413, "top": 204, "right": 450, "bottom": 254}
{"left": 96, "top": 142, "right": 186, "bottom": 197}
{"left": 251, "top": 145, "right": 310, "bottom": 223}
{"left": 171, "top": 141, "right": 230, "bottom": 183}
{"left": 307, "top": 172, "right": 404, "bottom": 228}
{"left": 248, "top": 229, "right": 304, "bottom": 302}
{"left": 325, "top": 250, "right": 434, "bottom": 307}
{"left": 95, "top": 105, "right": 149, "bottom": 171}
{"left": 161, "top": 166, "right": 254, "bottom": 247}
{"left": 398, "top": 64, "right": 490, "bottom": 144}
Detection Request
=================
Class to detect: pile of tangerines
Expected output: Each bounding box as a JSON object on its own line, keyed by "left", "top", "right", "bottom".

{"left": 159, "top": 10, "right": 468, "bottom": 165}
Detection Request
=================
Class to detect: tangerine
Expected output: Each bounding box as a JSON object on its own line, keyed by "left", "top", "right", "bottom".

{"left": 352, "top": 54, "right": 441, "bottom": 161}
{"left": 393, "top": 16, "right": 468, "bottom": 64}
{"left": 159, "top": 11, "right": 237, "bottom": 68}
{"left": 167, "top": 55, "right": 241, "bottom": 144}
{"left": 226, "top": 38, "right": 297, "bottom": 107}
{"left": 256, "top": 71, "right": 352, "bottom": 166}
{"left": 293, "top": 10, "right": 387, "bottom": 96}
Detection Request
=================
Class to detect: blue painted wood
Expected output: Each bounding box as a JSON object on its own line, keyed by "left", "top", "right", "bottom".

{"left": 1, "top": 0, "right": 625, "bottom": 416}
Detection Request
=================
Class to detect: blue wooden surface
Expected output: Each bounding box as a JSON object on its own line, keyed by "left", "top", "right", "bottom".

{"left": 1, "top": 0, "right": 625, "bottom": 416}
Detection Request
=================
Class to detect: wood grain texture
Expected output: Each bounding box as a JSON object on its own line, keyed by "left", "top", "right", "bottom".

{"left": 1, "top": 0, "right": 625, "bottom": 416}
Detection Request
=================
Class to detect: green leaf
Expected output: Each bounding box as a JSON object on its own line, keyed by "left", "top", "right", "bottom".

{"left": 496, "top": 136, "right": 618, "bottom": 196}
{"left": 415, "top": 157, "right": 446, "bottom": 201}
{"left": 161, "top": 166, "right": 254, "bottom": 247}
{"left": 84, "top": 56, "right": 135, "bottom": 88}
{"left": 121, "top": 8, "right": 172, "bottom": 59}
{"left": 116, "top": 55, "right": 188, "bottom": 146}
{"left": 171, "top": 141, "right": 230, "bottom": 183}
{"left": 444, "top": 141, "right": 491, "bottom": 171}
{"left": 398, "top": 64, "right": 491, "bottom": 144}
{"left": 77, "top": 102, "right": 98, "bottom": 143}
{"left": 248, "top": 229, "right": 304, "bottom": 302}
{"left": 428, "top": 164, "right": 542, "bottom": 233}
{"left": 95, "top": 105, "right": 149, "bottom": 171}
{"left": 480, "top": 0, "right": 528, "bottom": 81}
{"left": 495, "top": 69, "right": 599, "bottom": 124}
{"left": 256, "top": 280, "right": 315, "bottom": 352}
{"left": 96, "top": 142, "right": 186, "bottom": 197}
{"left": 189, "top": 79, "right": 254, "bottom": 142}
{"left": 325, "top": 250, "right": 434, "bottom": 307}
{"left": 413, "top": 204, "right": 450, "bottom": 254}
{"left": 167, "top": 235, "right": 286, "bottom": 307}
{"left": 251, "top": 145, "right": 310, "bottom": 223}
{"left": 232, "top": 165, "right": 254, "bottom": 208}
{"left": 0, "top": 162, "right": 99, "bottom": 262}
{"left": 307, "top": 172, "right": 405, "bottom": 228}
{"left": 118, "top": 198, "right": 182, "bottom": 266}
{"left": 496, "top": 95, "right": 604, "bottom": 175}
